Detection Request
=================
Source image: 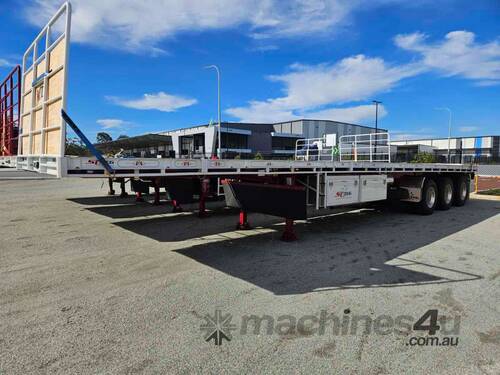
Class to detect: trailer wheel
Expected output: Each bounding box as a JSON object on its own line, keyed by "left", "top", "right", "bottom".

{"left": 416, "top": 178, "right": 437, "bottom": 215}
{"left": 437, "top": 177, "right": 454, "bottom": 210}
{"left": 453, "top": 175, "right": 469, "bottom": 206}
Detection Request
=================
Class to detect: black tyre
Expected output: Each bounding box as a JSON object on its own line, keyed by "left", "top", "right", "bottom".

{"left": 437, "top": 177, "right": 454, "bottom": 210}
{"left": 416, "top": 178, "right": 438, "bottom": 215}
{"left": 453, "top": 175, "right": 469, "bottom": 206}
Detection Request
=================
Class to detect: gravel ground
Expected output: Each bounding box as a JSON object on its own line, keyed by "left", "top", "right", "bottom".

{"left": 0, "top": 174, "right": 499, "bottom": 374}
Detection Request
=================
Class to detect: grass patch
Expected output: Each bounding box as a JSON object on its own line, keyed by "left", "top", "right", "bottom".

{"left": 477, "top": 188, "right": 500, "bottom": 196}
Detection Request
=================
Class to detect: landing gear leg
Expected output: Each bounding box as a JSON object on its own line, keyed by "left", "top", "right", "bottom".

{"left": 172, "top": 199, "right": 183, "bottom": 213}
{"left": 281, "top": 218, "right": 297, "bottom": 242}
{"left": 198, "top": 178, "right": 209, "bottom": 218}
{"left": 153, "top": 178, "right": 161, "bottom": 205}
{"left": 236, "top": 210, "right": 251, "bottom": 230}
{"left": 281, "top": 176, "right": 298, "bottom": 241}
{"left": 107, "top": 178, "right": 115, "bottom": 195}
{"left": 135, "top": 191, "right": 145, "bottom": 203}
{"left": 119, "top": 178, "right": 128, "bottom": 198}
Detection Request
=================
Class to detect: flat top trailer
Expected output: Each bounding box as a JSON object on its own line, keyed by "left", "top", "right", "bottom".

{"left": 0, "top": 2, "right": 476, "bottom": 241}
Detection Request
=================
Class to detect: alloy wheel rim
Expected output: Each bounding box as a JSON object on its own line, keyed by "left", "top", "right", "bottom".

{"left": 445, "top": 184, "right": 453, "bottom": 204}
{"left": 460, "top": 182, "right": 467, "bottom": 200}
{"left": 427, "top": 187, "right": 436, "bottom": 208}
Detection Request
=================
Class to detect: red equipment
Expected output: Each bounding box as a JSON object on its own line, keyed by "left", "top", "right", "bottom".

{"left": 0, "top": 65, "right": 21, "bottom": 156}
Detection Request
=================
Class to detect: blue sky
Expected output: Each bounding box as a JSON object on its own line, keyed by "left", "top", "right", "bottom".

{"left": 1, "top": 0, "right": 499, "bottom": 141}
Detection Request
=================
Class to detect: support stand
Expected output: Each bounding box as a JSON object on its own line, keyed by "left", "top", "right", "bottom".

{"left": 152, "top": 178, "right": 161, "bottom": 205}
{"left": 236, "top": 210, "right": 251, "bottom": 230}
{"left": 107, "top": 178, "right": 115, "bottom": 195}
{"left": 281, "top": 176, "right": 298, "bottom": 241}
{"left": 135, "top": 191, "right": 145, "bottom": 203}
{"left": 119, "top": 178, "right": 128, "bottom": 198}
{"left": 172, "top": 199, "right": 183, "bottom": 213}
{"left": 198, "top": 178, "right": 210, "bottom": 218}
{"left": 281, "top": 218, "right": 297, "bottom": 242}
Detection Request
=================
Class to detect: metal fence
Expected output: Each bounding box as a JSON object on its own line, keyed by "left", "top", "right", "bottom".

{"left": 339, "top": 133, "right": 391, "bottom": 162}
{"left": 294, "top": 137, "right": 338, "bottom": 161}
{"left": 476, "top": 164, "right": 500, "bottom": 176}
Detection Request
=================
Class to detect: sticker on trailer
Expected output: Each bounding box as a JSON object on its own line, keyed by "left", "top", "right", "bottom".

{"left": 210, "top": 161, "right": 225, "bottom": 167}
{"left": 325, "top": 176, "right": 360, "bottom": 206}
{"left": 117, "top": 160, "right": 160, "bottom": 168}
{"left": 174, "top": 160, "right": 197, "bottom": 167}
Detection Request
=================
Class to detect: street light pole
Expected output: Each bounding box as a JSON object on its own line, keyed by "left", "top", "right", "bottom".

{"left": 435, "top": 107, "right": 452, "bottom": 163}
{"left": 372, "top": 100, "right": 382, "bottom": 157}
{"left": 372, "top": 100, "right": 382, "bottom": 133}
{"left": 205, "top": 65, "right": 221, "bottom": 159}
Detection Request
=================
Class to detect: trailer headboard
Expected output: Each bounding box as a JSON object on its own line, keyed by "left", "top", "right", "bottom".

{"left": 17, "top": 2, "right": 71, "bottom": 176}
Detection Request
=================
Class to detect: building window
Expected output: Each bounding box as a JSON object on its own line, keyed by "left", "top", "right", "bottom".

{"left": 219, "top": 133, "right": 248, "bottom": 150}
{"left": 272, "top": 137, "right": 297, "bottom": 150}
{"left": 193, "top": 134, "right": 205, "bottom": 154}
{"left": 180, "top": 136, "right": 193, "bottom": 156}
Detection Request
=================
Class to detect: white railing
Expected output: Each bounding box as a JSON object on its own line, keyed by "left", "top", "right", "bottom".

{"left": 295, "top": 134, "right": 337, "bottom": 161}
{"left": 339, "top": 132, "right": 391, "bottom": 162}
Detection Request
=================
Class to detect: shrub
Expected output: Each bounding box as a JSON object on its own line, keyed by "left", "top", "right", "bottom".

{"left": 411, "top": 152, "right": 436, "bottom": 163}
{"left": 65, "top": 138, "right": 91, "bottom": 156}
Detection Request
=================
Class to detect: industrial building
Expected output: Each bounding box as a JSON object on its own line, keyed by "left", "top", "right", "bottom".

{"left": 392, "top": 135, "right": 500, "bottom": 163}
{"left": 96, "top": 119, "right": 385, "bottom": 158}
{"left": 93, "top": 121, "right": 499, "bottom": 165}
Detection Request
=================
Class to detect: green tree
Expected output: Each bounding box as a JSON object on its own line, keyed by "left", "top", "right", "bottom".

{"left": 65, "top": 138, "right": 91, "bottom": 156}
{"left": 411, "top": 152, "right": 436, "bottom": 163}
{"left": 117, "top": 134, "right": 129, "bottom": 140}
{"left": 96, "top": 132, "right": 112, "bottom": 143}
{"left": 254, "top": 152, "right": 263, "bottom": 160}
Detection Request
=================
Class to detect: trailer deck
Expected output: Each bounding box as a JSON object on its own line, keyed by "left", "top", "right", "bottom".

{"left": 0, "top": 155, "right": 475, "bottom": 178}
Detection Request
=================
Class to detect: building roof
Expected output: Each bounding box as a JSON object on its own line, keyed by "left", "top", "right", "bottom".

{"left": 95, "top": 134, "right": 172, "bottom": 151}
{"left": 160, "top": 118, "right": 387, "bottom": 134}
{"left": 276, "top": 118, "right": 387, "bottom": 132}
{"left": 392, "top": 135, "right": 498, "bottom": 142}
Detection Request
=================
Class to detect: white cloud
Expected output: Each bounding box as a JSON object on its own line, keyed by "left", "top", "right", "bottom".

{"left": 227, "top": 55, "right": 420, "bottom": 122}
{"left": 458, "top": 126, "right": 479, "bottom": 133}
{"left": 390, "top": 127, "right": 437, "bottom": 141}
{"left": 248, "top": 44, "right": 280, "bottom": 53}
{"left": 0, "top": 58, "right": 15, "bottom": 67}
{"left": 227, "top": 103, "right": 298, "bottom": 123}
{"left": 23, "top": 0, "right": 400, "bottom": 53}
{"left": 395, "top": 31, "right": 500, "bottom": 86}
{"left": 248, "top": 0, "right": 355, "bottom": 39}
{"left": 107, "top": 92, "right": 197, "bottom": 112}
{"left": 390, "top": 133, "right": 436, "bottom": 141}
{"left": 96, "top": 118, "right": 128, "bottom": 129}
{"left": 307, "top": 104, "right": 387, "bottom": 123}
{"left": 228, "top": 30, "right": 500, "bottom": 123}
{"left": 270, "top": 56, "right": 421, "bottom": 108}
